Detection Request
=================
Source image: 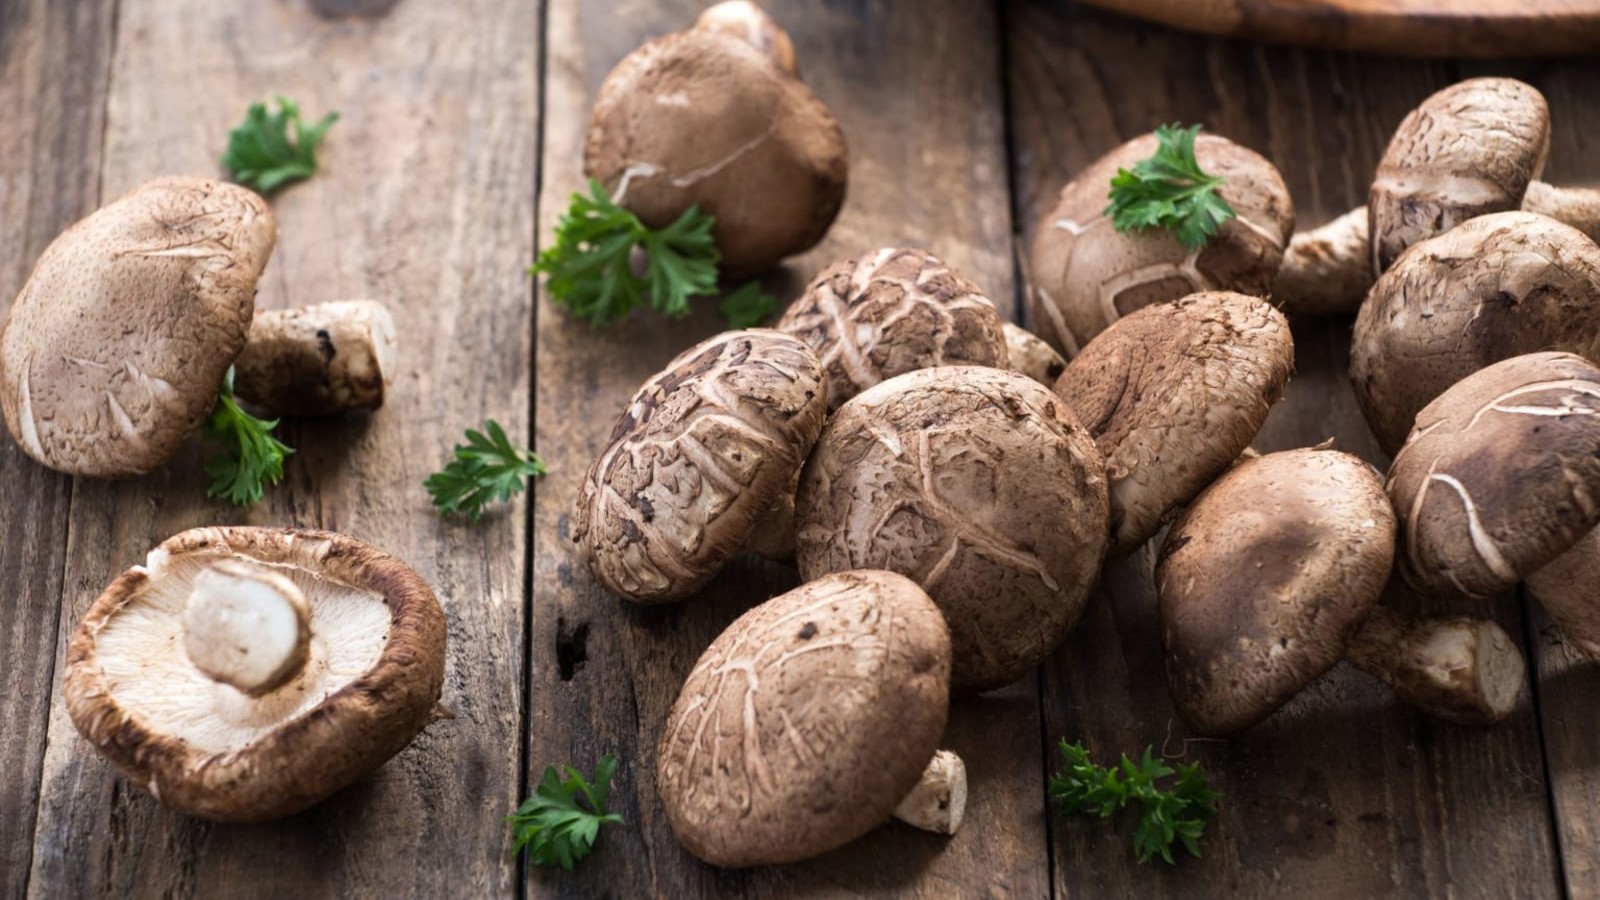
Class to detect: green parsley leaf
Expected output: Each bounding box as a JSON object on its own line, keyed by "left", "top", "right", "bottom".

{"left": 1049, "top": 740, "right": 1221, "bottom": 865}
{"left": 509, "top": 755, "right": 625, "bottom": 871}
{"left": 531, "top": 179, "right": 720, "bottom": 325}
{"left": 718, "top": 281, "right": 779, "bottom": 329}
{"left": 203, "top": 367, "right": 293, "bottom": 506}
{"left": 222, "top": 96, "right": 340, "bottom": 193}
{"left": 425, "top": 419, "right": 546, "bottom": 521}
{"left": 1104, "top": 124, "right": 1237, "bottom": 250}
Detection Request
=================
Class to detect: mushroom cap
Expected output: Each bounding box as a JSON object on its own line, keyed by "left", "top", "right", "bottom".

{"left": 795, "top": 366, "right": 1109, "bottom": 692}
{"left": 1351, "top": 211, "right": 1600, "bottom": 454}
{"left": 1026, "top": 133, "right": 1293, "bottom": 357}
{"left": 1157, "top": 448, "right": 1396, "bottom": 736}
{"left": 574, "top": 329, "right": 827, "bottom": 603}
{"left": 1054, "top": 292, "right": 1294, "bottom": 558}
{"left": 64, "top": 527, "right": 446, "bottom": 823}
{"left": 1370, "top": 77, "right": 1550, "bottom": 273}
{"left": 1526, "top": 526, "right": 1600, "bottom": 661}
{"left": 1003, "top": 322, "right": 1067, "bottom": 387}
{"left": 657, "top": 569, "right": 950, "bottom": 867}
{"left": 583, "top": 29, "right": 847, "bottom": 278}
{"left": 695, "top": 0, "right": 797, "bottom": 77}
{"left": 0, "top": 177, "right": 275, "bottom": 477}
{"left": 776, "top": 248, "right": 1008, "bottom": 411}
{"left": 1388, "top": 351, "right": 1600, "bottom": 599}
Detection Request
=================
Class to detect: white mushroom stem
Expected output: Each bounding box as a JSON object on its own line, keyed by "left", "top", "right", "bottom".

{"left": 182, "top": 559, "right": 312, "bottom": 697}
{"left": 695, "top": 0, "right": 797, "bottom": 76}
{"left": 1525, "top": 527, "right": 1600, "bottom": 662}
{"left": 1523, "top": 182, "right": 1600, "bottom": 243}
{"left": 232, "top": 300, "right": 398, "bottom": 416}
{"left": 891, "top": 749, "right": 967, "bottom": 835}
{"left": 1344, "top": 607, "right": 1526, "bottom": 725}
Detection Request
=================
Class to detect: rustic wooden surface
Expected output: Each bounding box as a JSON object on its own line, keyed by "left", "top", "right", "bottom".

{"left": 3, "top": 0, "right": 1599, "bottom": 898}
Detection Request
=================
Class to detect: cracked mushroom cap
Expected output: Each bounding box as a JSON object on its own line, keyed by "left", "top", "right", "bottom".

{"left": 1054, "top": 292, "right": 1294, "bottom": 558}
{"left": 1351, "top": 212, "right": 1600, "bottom": 455}
{"left": 1025, "top": 133, "right": 1292, "bottom": 358}
{"left": 795, "top": 366, "right": 1109, "bottom": 692}
{"left": 574, "top": 329, "right": 827, "bottom": 603}
{"left": 1157, "top": 448, "right": 1396, "bottom": 736}
{"left": 776, "top": 248, "right": 1009, "bottom": 411}
{"left": 657, "top": 569, "right": 950, "bottom": 867}
{"left": 0, "top": 177, "right": 275, "bottom": 477}
{"left": 64, "top": 527, "right": 447, "bottom": 823}
{"left": 583, "top": 27, "right": 847, "bottom": 278}
{"left": 1370, "top": 78, "right": 1550, "bottom": 274}
{"left": 1388, "top": 351, "right": 1600, "bottom": 599}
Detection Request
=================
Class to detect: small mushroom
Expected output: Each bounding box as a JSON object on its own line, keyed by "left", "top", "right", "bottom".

{"left": 584, "top": 11, "right": 847, "bottom": 277}
{"left": 657, "top": 570, "right": 956, "bottom": 867}
{"left": 1026, "top": 133, "right": 1293, "bottom": 356}
{"left": 1054, "top": 292, "right": 1293, "bottom": 558}
{"left": 1388, "top": 352, "right": 1600, "bottom": 599}
{"left": 574, "top": 329, "right": 827, "bottom": 603}
{"left": 232, "top": 300, "right": 398, "bottom": 415}
{"left": 795, "top": 366, "right": 1109, "bottom": 693}
{"left": 1525, "top": 527, "right": 1600, "bottom": 661}
{"left": 776, "top": 248, "right": 1008, "bottom": 411}
{"left": 64, "top": 527, "right": 447, "bottom": 822}
{"left": 1002, "top": 322, "right": 1067, "bottom": 387}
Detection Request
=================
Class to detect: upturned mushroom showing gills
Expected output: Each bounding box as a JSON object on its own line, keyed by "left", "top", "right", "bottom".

{"left": 1053, "top": 292, "right": 1293, "bottom": 558}
{"left": 583, "top": 4, "right": 847, "bottom": 277}
{"left": 657, "top": 570, "right": 957, "bottom": 867}
{"left": 64, "top": 527, "right": 447, "bottom": 822}
{"left": 795, "top": 366, "right": 1109, "bottom": 693}
{"left": 1026, "top": 132, "right": 1292, "bottom": 357}
{"left": 776, "top": 247, "right": 1009, "bottom": 411}
{"left": 574, "top": 329, "right": 827, "bottom": 603}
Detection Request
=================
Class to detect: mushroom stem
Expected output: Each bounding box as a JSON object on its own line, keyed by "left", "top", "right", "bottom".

{"left": 232, "top": 300, "right": 397, "bottom": 416}
{"left": 1523, "top": 181, "right": 1600, "bottom": 243}
{"left": 182, "top": 559, "right": 312, "bottom": 697}
{"left": 891, "top": 749, "right": 967, "bottom": 835}
{"left": 1344, "top": 607, "right": 1526, "bottom": 725}
{"left": 695, "top": 0, "right": 797, "bottom": 76}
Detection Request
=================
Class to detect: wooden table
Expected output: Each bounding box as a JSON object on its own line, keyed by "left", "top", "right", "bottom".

{"left": 2, "top": 1, "right": 1596, "bottom": 897}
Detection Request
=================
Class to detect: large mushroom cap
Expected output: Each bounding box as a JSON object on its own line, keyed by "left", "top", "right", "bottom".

{"left": 1054, "top": 291, "right": 1293, "bottom": 558}
{"left": 1370, "top": 78, "right": 1550, "bottom": 273}
{"left": 64, "top": 527, "right": 446, "bottom": 823}
{"left": 1158, "top": 448, "right": 1396, "bottom": 736}
{"left": 657, "top": 570, "right": 950, "bottom": 868}
{"left": 0, "top": 177, "right": 275, "bottom": 477}
{"left": 776, "top": 248, "right": 1008, "bottom": 411}
{"left": 574, "top": 329, "right": 827, "bottom": 603}
{"left": 1026, "top": 133, "right": 1292, "bottom": 357}
{"left": 1388, "top": 351, "right": 1600, "bottom": 599}
{"left": 795, "top": 366, "right": 1109, "bottom": 693}
{"left": 1351, "top": 211, "right": 1600, "bottom": 454}
{"left": 583, "top": 28, "right": 847, "bottom": 278}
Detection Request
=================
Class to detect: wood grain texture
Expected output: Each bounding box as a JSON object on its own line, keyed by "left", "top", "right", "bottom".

{"left": 1007, "top": 2, "right": 1562, "bottom": 896}
{"left": 0, "top": 0, "right": 115, "bottom": 894}
{"left": 528, "top": 0, "right": 1045, "bottom": 895}
{"left": 23, "top": 0, "right": 537, "bottom": 896}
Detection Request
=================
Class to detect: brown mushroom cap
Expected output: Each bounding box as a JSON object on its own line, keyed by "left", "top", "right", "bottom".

{"left": 795, "top": 366, "right": 1109, "bottom": 692}
{"left": 1003, "top": 322, "right": 1067, "bottom": 387}
{"left": 657, "top": 569, "right": 950, "bottom": 868}
{"left": 1388, "top": 351, "right": 1600, "bottom": 599}
{"left": 1026, "top": 133, "right": 1293, "bottom": 357}
{"left": 776, "top": 248, "right": 1008, "bottom": 411}
{"left": 1526, "top": 526, "right": 1600, "bottom": 661}
{"left": 1370, "top": 78, "right": 1550, "bottom": 274}
{"left": 1158, "top": 448, "right": 1396, "bottom": 736}
{"left": 0, "top": 177, "right": 275, "bottom": 477}
{"left": 64, "top": 527, "right": 446, "bottom": 823}
{"left": 1055, "top": 292, "right": 1294, "bottom": 558}
{"left": 574, "top": 329, "right": 827, "bottom": 603}
{"left": 1351, "top": 211, "right": 1600, "bottom": 455}
{"left": 584, "top": 28, "right": 847, "bottom": 278}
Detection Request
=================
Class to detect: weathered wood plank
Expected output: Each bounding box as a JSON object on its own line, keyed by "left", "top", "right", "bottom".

{"left": 527, "top": 1, "right": 1046, "bottom": 896}
{"left": 24, "top": 0, "right": 537, "bottom": 896}
{"left": 0, "top": 0, "right": 115, "bottom": 894}
{"left": 1006, "top": 2, "right": 1561, "bottom": 896}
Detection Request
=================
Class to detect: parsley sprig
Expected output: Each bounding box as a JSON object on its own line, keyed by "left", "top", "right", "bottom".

{"left": 1105, "top": 124, "right": 1237, "bottom": 250}
{"left": 510, "top": 755, "right": 625, "bottom": 871}
{"left": 222, "top": 96, "right": 340, "bottom": 193}
{"left": 203, "top": 367, "right": 293, "bottom": 506}
{"left": 425, "top": 419, "right": 546, "bottom": 521}
{"left": 1049, "top": 740, "right": 1221, "bottom": 865}
{"left": 718, "top": 280, "right": 780, "bottom": 328}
